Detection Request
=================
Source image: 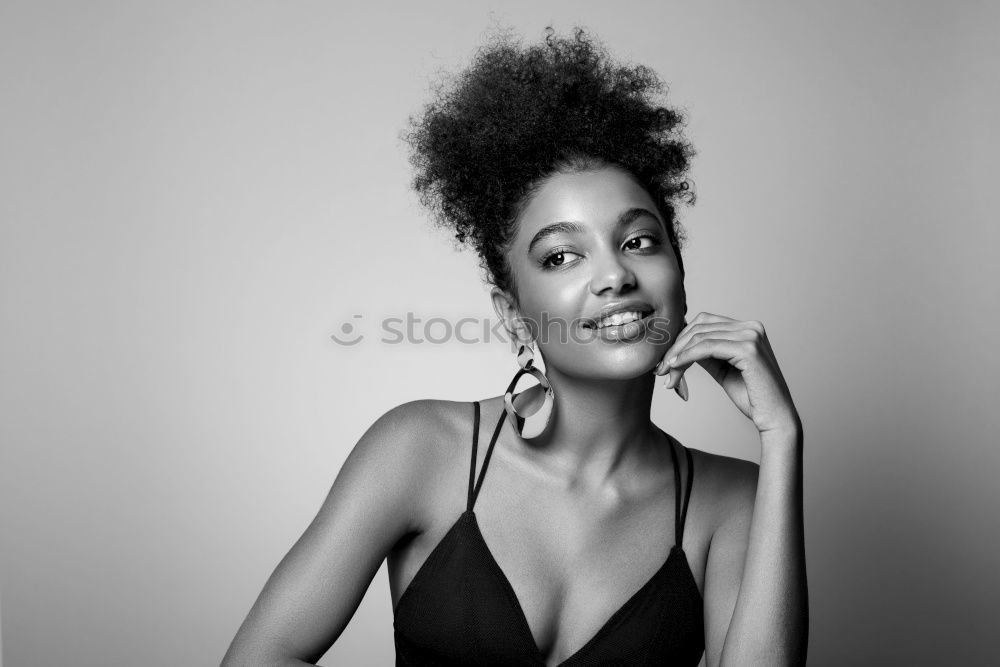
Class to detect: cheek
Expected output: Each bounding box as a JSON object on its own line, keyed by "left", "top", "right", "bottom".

{"left": 668, "top": 280, "right": 687, "bottom": 325}
{"left": 516, "top": 270, "right": 587, "bottom": 315}
{"left": 643, "top": 256, "right": 684, "bottom": 296}
{"left": 668, "top": 284, "right": 687, "bottom": 340}
{"left": 519, "top": 297, "right": 579, "bottom": 342}
{"left": 671, "top": 276, "right": 686, "bottom": 306}
{"left": 644, "top": 260, "right": 686, "bottom": 328}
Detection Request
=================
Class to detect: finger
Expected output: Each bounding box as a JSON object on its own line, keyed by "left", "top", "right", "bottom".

{"left": 689, "top": 311, "right": 738, "bottom": 324}
{"left": 664, "top": 332, "right": 755, "bottom": 388}
{"left": 655, "top": 312, "right": 740, "bottom": 375}
{"left": 671, "top": 337, "right": 751, "bottom": 373}
{"left": 655, "top": 322, "right": 738, "bottom": 375}
{"left": 685, "top": 312, "right": 737, "bottom": 331}
{"left": 674, "top": 374, "right": 690, "bottom": 401}
{"left": 657, "top": 321, "right": 752, "bottom": 376}
{"left": 673, "top": 312, "right": 735, "bottom": 345}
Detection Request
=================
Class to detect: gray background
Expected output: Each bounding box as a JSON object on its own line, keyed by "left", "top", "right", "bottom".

{"left": 2, "top": 1, "right": 998, "bottom": 665}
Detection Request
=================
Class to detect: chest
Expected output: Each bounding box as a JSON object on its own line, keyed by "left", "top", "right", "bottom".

{"left": 392, "top": 501, "right": 707, "bottom": 666}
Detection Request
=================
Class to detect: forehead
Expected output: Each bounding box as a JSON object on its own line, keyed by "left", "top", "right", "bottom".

{"left": 513, "top": 166, "right": 662, "bottom": 244}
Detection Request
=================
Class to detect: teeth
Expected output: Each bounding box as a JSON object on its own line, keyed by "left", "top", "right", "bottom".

{"left": 596, "top": 310, "right": 645, "bottom": 329}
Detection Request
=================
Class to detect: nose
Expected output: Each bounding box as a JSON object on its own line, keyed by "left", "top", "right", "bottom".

{"left": 589, "top": 249, "right": 637, "bottom": 296}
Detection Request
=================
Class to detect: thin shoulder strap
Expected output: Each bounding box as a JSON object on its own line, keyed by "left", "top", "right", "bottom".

{"left": 668, "top": 439, "right": 695, "bottom": 549}
{"left": 467, "top": 401, "right": 505, "bottom": 513}
{"left": 467, "top": 401, "right": 480, "bottom": 512}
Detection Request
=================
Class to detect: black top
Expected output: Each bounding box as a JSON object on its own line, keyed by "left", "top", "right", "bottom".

{"left": 393, "top": 401, "right": 705, "bottom": 666}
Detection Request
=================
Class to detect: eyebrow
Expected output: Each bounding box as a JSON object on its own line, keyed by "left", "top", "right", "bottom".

{"left": 526, "top": 207, "right": 663, "bottom": 254}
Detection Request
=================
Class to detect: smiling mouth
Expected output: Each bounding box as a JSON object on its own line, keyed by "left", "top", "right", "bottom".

{"left": 583, "top": 309, "right": 655, "bottom": 330}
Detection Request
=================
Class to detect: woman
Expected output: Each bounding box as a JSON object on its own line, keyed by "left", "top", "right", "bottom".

{"left": 223, "top": 26, "right": 807, "bottom": 666}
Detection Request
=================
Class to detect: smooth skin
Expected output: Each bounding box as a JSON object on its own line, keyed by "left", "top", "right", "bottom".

{"left": 222, "top": 164, "right": 807, "bottom": 666}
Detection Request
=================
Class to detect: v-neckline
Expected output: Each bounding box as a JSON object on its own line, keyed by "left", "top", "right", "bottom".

{"left": 465, "top": 509, "right": 694, "bottom": 667}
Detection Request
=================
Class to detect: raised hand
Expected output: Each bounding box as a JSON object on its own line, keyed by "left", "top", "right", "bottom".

{"left": 654, "top": 311, "right": 801, "bottom": 436}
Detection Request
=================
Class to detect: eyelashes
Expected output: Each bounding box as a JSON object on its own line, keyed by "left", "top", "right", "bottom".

{"left": 538, "top": 233, "right": 663, "bottom": 269}
{"left": 540, "top": 247, "right": 581, "bottom": 268}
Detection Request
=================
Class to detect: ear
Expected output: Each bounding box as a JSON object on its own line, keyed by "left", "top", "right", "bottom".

{"left": 491, "top": 287, "right": 532, "bottom": 348}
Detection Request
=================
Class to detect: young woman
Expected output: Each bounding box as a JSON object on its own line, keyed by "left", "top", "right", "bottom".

{"left": 224, "top": 27, "right": 807, "bottom": 667}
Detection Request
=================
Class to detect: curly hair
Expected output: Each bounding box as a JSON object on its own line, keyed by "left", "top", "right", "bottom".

{"left": 402, "top": 25, "right": 695, "bottom": 299}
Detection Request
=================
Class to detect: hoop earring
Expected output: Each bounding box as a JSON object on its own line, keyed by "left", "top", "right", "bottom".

{"left": 503, "top": 343, "right": 555, "bottom": 439}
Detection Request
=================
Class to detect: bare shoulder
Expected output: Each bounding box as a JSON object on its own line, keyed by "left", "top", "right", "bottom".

{"left": 368, "top": 397, "right": 473, "bottom": 460}
{"left": 220, "top": 398, "right": 477, "bottom": 664}
{"left": 684, "top": 445, "right": 759, "bottom": 532}
{"left": 360, "top": 398, "right": 453, "bottom": 450}
{"left": 353, "top": 398, "right": 474, "bottom": 525}
{"left": 358, "top": 396, "right": 471, "bottom": 450}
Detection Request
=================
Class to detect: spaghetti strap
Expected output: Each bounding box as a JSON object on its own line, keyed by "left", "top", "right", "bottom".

{"left": 467, "top": 401, "right": 505, "bottom": 512}
{"left": 467, "top": 401, "right": 481, "bottom": 512}
{"left": 667, "top": 437, "right": 682, "bottom": 547}
{"left": 667, "top": 438, "right": 695, "bottom": 549}
{"left": 397, "top": 409, "right": 706, "bottom": 664}
{"left": 678, "top": 447, "right": 694, "bottom": 548}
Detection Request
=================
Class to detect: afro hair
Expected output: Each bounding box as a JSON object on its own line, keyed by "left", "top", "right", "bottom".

{"left": 402, "top": 25, "right": 695, "bottom": 297}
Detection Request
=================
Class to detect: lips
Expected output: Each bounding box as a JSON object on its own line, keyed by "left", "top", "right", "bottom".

{"left": 582, "top": 300, "right": 655, "bottom": 330}
{"left": 593, "top": 310, "right": 649, "bottom": 329}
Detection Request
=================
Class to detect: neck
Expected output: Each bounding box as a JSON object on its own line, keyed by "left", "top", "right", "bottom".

{"left": 509, "top": 365, "right": 663, "bottom": 486}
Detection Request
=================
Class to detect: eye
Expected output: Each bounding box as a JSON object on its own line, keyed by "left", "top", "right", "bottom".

{"left": 540, "top": 249, "right": 582, "bottom": 269}
{"left": 623, "top": 234, "right": 660, "bottom": 251}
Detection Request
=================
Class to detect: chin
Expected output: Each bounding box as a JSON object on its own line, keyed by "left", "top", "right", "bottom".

{"left": 550, "top": 342, "right": 666, "bottom": 382}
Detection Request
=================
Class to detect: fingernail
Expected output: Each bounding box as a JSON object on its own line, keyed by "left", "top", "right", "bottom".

{"left": 664, "top": 371, "right": 674, "bottom": 389}
{"left": 675, "top": 376, "right": 689, "bottom": 401}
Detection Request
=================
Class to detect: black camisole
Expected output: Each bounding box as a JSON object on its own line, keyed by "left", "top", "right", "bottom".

{"left": 393, "top": 401, "right": 705, "bottom": 666}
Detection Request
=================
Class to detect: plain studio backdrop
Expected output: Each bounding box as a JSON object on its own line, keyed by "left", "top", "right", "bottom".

{"left": 1, "top": 1, "right": 998, "bottom": 665}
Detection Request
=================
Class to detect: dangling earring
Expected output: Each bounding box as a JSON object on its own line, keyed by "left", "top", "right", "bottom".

{"left": 503, "top": 342, "right": 555, "bottom": 439}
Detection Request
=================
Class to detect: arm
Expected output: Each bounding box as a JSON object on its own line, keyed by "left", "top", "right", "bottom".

{"left": 221, "top": 400, "right": 441, "bottom": 666}
{"left": 704, "top": 426, "right": 808, "bottom": 667}
{"left": 657, "top": 312, "right": 808, "bottom": 665}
